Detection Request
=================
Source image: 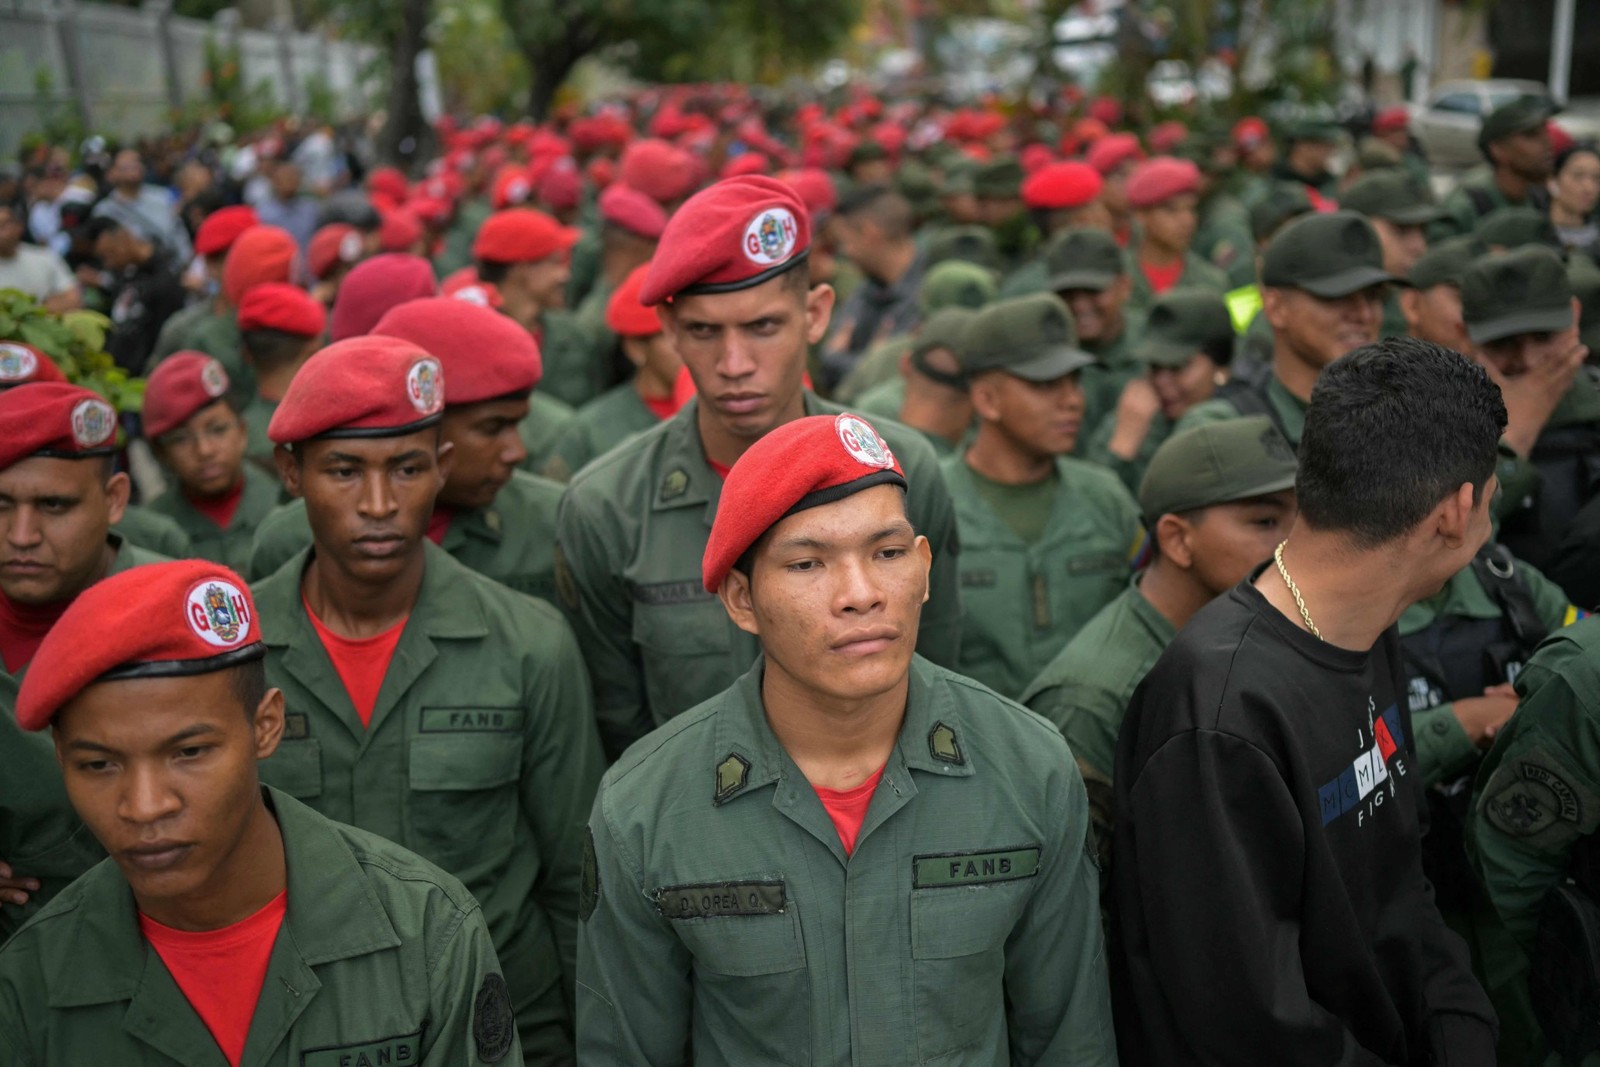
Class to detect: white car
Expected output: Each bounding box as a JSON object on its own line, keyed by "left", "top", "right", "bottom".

{"left": 1410, "top": 79, "right": 1600, "bottom": 169}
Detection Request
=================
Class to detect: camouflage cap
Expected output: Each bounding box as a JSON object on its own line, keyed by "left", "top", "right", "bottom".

{"left": 918, "top": 259, "right": 998, "bottom": 315}
{"left": 1261, "top": 211, "right": 1398, "bottom": 298}
{"left": 1249, "top": 183, "right": 1314, "bottom": 243}
{"left": 960, "top": 293, "right": 1095, "bottom": 381}
{"left": 1478, "top": 97, "right": 1554, "bottom": 152}
{"left": 1340, "top": 170, "right": 1442, "bottom": 226}
{"left": 1138, "top": 416, "right": 1298, "bottom": 523}
{"left": 1475, "top": 206, "right": 1561, "bottom": 252}
{"left": 924, "top": 225, "right": 1004, "bottom": 273}
{"left": 1407, "top": 235, "right": 1489, "bottom": 290}
{"left": 1135, "top": 289, "right": 1236, "bottom": 368}
{"left": 1044, "top": 227, "right": 1126, "bottom": 292}
{"left": 973, "top": 158, "right": 1025, "bottom": 199}
{"left": 1461, "top": 246, "right": 1574, "bottom": 345}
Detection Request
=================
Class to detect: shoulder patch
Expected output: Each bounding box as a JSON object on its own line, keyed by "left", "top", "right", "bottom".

{"left": 660, "top": 467, "right": 690, "bottom": 502}
{"left": 715, "top": 752, "right": 751, "bottom": 803}
{"left": 1483, "top": 749, "right": 1600, "bottom": 845}
{"left": 929, "top": 721, "right": 964, "bottom": 765}
{"left": 472, "top": 973, "right": 515, "bottom": 1063}
{"left": 579, "top": 827, "right": 600, "bottom": 922}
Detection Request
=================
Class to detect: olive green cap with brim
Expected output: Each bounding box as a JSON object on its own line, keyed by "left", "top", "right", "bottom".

{"left": 1135, "top": 289, "right": 1237, "bottom": 368}
{"left": 1461, "top": 246, "right": 1574, "bottom": 345}
{"left": 918, "top": 259, "right": 998, "bottom": 315}
{"left": 1044, "top": 227, "right": 1126, "bottom": 293}
{"left": 924, "top": 225, "right": 1004, "bottom": 273}
{"left": 1138, "top": 416, "right": 1298, "bottom": 523}
{"left": 1478, "top": 97, "right": 1554, "bottom": 152}
{"left": 1407, "top": 236, "right": 1488, "bottom": 290}
{"left": 1475, "top": 206, "right": 1561, "bottom": 252}
{"left": 960, "top": 293, "right": 1096, "bottom": 382}
{"left": 1340, "top": 170, "right": 1442, "bottom": 226}
{"left": 1260, "top": 211, "right": 1400, "bottom": 298}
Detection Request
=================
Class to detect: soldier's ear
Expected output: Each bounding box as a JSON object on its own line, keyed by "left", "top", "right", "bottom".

{"left": 718, "top": 569, "right": 761, "bottom": 637}
{"left": 253, "top": 688, "right": 286, "bottom": 761}
{"left": 1154, "top": 513, "right": 1195, "bottom": 569}
{"left": 274, "top": 446, "right": 302, "bottom": 498}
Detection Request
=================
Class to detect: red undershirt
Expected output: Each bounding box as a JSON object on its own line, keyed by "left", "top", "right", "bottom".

{"left": 0, "top": 588, "right": 69, "bottom": 674}
{"left": 426, "top": 506, "right": 454, "bottom": 545}
{"left": 813, "top": 764, "right": 886, "bottom": 855}
{"left": 643, "top": 393, "right": 680, "bottom": 421}
{"left": 304, "top": 598, "right": 408, "bottom": 727}
{"left": 185, "top": 476, "right": 246, "bottom": 531}
{"left": 139, "top": 889, "right": 288, "bottom": 1067}
{"left": 1140, "top": 258, "right": 1185, "bottom": 295}
{"left": 1113, "top": 224, "right": 1133, "bottom": 248}
{"left": 706, "top": 457, "right": 733, "bottom": 480}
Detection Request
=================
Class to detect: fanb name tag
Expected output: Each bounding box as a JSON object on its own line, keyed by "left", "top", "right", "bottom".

{"left": 913, "top": 847, "right": 1041, "bottom": 888}
{"left": 656, "top": 880, "right": 786, "bottom": 918}
{"left": 300, "top": 1031, "right": 421, "bottom": 1067}
{"left": 419, "top": 708, "right": 524, "bottom": 733}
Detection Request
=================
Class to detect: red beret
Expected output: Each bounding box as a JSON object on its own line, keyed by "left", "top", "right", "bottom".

{"left": 702, "top": 413, "right": 906, "bottom": 592}
{"left": 606, "top": 264, "right": 662, "bottom": 337}
{"left": 1127, "top": 157, "right": 1202, "bottom": 209}
{"left": 194, "top": 205, "right": 259, "bottom": 257}
{"left": 1372, "top": 107, "right": 1409, "bottom": 135}
{"left": 490, "top": 166, "right": 535, "bottom": 211}
{"left": 1148, "top": 121, "right": 1190, "bottom": 154}
{"left": 0, "top": 342, "right": 66, "bottom": 388}
{"left": 586, "top": 157, "right": 617, "bottom": 190}
{"left": 1020, "top": 144, "right": 1055, "bottom": 174}
{"left": 378, "top": 208, "right": 423, "bottom": 253}
{"left": 1233, "top": 116, "right": 1270, "bottom": 150}
{"left": 721, "top": 153, "right": 771, "bottom": 179}
{"left": 143, "top": 352, "right": 231, "bottom": 438}
{"left": 269, "top": 336, "right": 444, "bottom": 445}
{"left": 15, "top": 560, "right": 265, "bottom": 732}
{"left": 329, "top": 254, "right": 438, "bottom": 343}
{"left": 1021, "top": 162, "right": 1104, "bottom": 211}
{"left": 441, "top": 267, "right": 504, "bottom": 310}
{"left": 366, "top": 167, "right": 409, "bottom": 204}
{"left": 472, "top": 208, "right": 580, "bottom": 265}
{"left": 619, "top": 139, "right": 699, "bottom": 206}
{"left": 0, "top": 382, "right": 118, "bottom": 470}
{"left": 538, "top": 159, "right": 583, "bottom": 214}
{"left": 598, "top": 184, "right": 668, "bottom": 240}
{"left": 640, "top": 176, "right": 809, "bottom": 306}
{"left": 373, "top": 297, "right": 541, "bottom": 403}
{"left": 1087, "top": 134, "right": 1145, "bottom": 176}
{"left": 236, "top": 282, "right": 326, "bottom": 337}
{"left": 1088, "top": 97, "right": 1123, "bottom": 127}
{"left": 777, "top": 168, "right": 838, "bottom": 222}
{"left": 307, "top": 223, "right": 364, "bottom": 280}
{"left": 222, "top": 226, "right": 298, "bottom": 306}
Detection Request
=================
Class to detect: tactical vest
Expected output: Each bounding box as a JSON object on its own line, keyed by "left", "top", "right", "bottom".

{"left": 1213, "top": 376, "right": 1287, "bottom": 439}
{"left": 1500, "top": 409, "right": 1600, "bottom": 571}
{"left": 1532, "top": 833, "right": 1600, "bottom": 1059}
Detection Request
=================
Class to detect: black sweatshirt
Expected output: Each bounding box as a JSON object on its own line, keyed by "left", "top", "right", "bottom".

{"left": 1110, "top": 573, "right": 1496, "bottom": 1066}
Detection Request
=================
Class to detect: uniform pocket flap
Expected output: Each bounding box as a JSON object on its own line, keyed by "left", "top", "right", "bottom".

{"left": 668, "top": 895, "right": 807, "bottom": 976}
{"left": 630, "top": 598, "right": 733, "bottom": 655}
{"left": 260, "top": 738, "right": 324, "bottom": 799}
{"left": 408, "top": 733, "right": 522, "bottom": 791}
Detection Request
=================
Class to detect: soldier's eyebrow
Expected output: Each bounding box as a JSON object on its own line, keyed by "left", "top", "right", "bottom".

{"left": 770, "top": 522, "right": 914, "bottom": 553}
{"left": 66, "top": 724, "right": 220, "bottom": 754}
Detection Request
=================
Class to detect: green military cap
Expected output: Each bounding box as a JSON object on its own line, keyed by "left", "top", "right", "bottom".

{"left": 848, "top": 141, "right": 888, "bottom": 168}
{"left": 1138, "top": 415, "right": 1298, "bottom": 522}
{"left": 1475, "top": 205, "right": 1561, "bottom": 251}
{"left": 1261, "top": 211, "right": 1399, "bottom": 297}
{"left": 1408, "top": 235, "right": 1489, "bottom": 289}
{"left": 973, "top": 158, "right": 1024, "bottom": 199}
{"left": 918, "top": 259, "right": 998, "bottom": 314}
{"left": 1044, "top": 228, "right": 1126, "bottom": 292}
{"left": 911, "top": 307, "right": 978, "bottom": 388}
{"left": 1478, "top": 96, "right": 1553, "bottom": 151}
{"left": 1462, "top": 245, "right": 1574, "bottom": 345}
{"left": 1249, "top": 183, "right": 1313, "bottom": 242}
{"left": 960, "top": 293, "right": 1094, "bottom": 381}
{"left": 1355, "top": 135, "right": 1404, "bottom": 171}
{"left": 896, "top": 159, "right": 939, "bottom": 212}
{"left": 925, "top": 225, "right": 1004, "bottom": 273}
{"left": 941, "top": 159, "right": 976, "bottom": 197}
{"left": 1570, "top": 253, "right": 1600, "bottom": 353}
{"left": 1281, "top": 116, "right": 1344, "bottom": 144}
{"left": 1135, "top": 288, "right": 1236, "bottom": 367}
{"left": 1340, "top": 170, "right": 1442, "bottom": 225}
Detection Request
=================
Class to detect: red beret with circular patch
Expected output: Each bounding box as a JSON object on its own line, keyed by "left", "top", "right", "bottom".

{"left": 307, "top": 223, "right": 364, "bottom": 281}
{"left": 373, "top": 296, "right": 541, "bottom": 403}
{"left": 598, "top": 184, "right": 668, "bottom": 240}
{"left": 0, "top": 342, "right": 66, "bottom": 388}
{"left": 490, "top": 166, "right": 535, "bottom": 210}
{"left": 1021, "top": 161, "right": 1104, "bottom": 211}
{"left": 702, "top": 412, "right": 906, "bottom": 593}
{"left": 619, "top": 139, "right": 699, "bottom": 206}
{"left": 329, "top": 254, "right": 438, "bottom": 342}
{"left": 15, "top": 560, "right": 265, "bottom": 731}
{"left": 440, "top": 267, "right": 504, "bottom": 310}
{"left": 1127, "top": 156, "right": 1202, "bottom": 208}
{"left": 268, "top": 335, "right": 444, "bottom": 445}
{"left": 236, "top": 282, "right": 326, "bottom": 338}
{"left": 640, "top": 176, "right": 810, "bottom": 306}
{"left": 142, "top": 352, "right": 231, "bottom": 438}
{"left": 1087, "top": 133, "right": 1145, "bottom": 175}
{"left": 472, "top": 208, "right": 581, "bottom": 265}
{"left": 194, "top": 205, "right": 260, "bottom": 257}
{"left": 378, "top": 208, "right": 423, "bottom": 253}
{"left": 222, "top": 225, "right": 298, "bottom": 306}
{"left": 605, "top": 264, "right": 662, "bottom": 337}
{"left": 0, "top": 382, "right": 118, "bottom": 470}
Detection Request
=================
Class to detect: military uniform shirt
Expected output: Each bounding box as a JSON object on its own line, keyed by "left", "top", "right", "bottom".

{"left": 518, "top": 391, "right": 578, "bottom": 476}
{"left": 577, "top": 655, "right": 1116, "bottom": 1067}
{"left": 114, "top": 506, "right": 194, "bottom": 560}
{"left": 541, "top": 383, "right": 659, "bottom": 483}
{"left": 1174, "top": 372, "right": 1308, "bottom": 445}
{"left": 1125, "top": 252, "right": 1230, "bottom": 324}
{"left": 1081, "top": 409, "right": 1173, "bottom": 494}
{"left": 537, "top": 310, "right": 608, "bottom": 410}
{"left": 239, "top": 394, "right": 280, "bottom": 476}
{"left": 144, "top": 463, "right": 281, "bottom": 572}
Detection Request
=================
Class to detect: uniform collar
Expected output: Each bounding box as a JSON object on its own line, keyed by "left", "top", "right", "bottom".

{"left": 649, "top": 392, "right": 835, "bottom": 516}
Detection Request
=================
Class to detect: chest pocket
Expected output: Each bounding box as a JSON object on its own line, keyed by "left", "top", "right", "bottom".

{"left": 631, "top": 590, "right": 734, "bottom": 725}
{"left": 407, "top": 727, "right": 522, "bottom": 873}
{"left": 910, "top": 879, "right": 1032, "bottom": 1062}
{"left": 259, "top": 738, "right": 323, "bottom": 799}
{"left": 672, "top": 906, "right": 810, "bottom": 1066}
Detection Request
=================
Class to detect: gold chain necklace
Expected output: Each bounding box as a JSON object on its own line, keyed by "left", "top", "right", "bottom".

{"left": 1273, "top": 540, "right": 1322, "bottom": 640}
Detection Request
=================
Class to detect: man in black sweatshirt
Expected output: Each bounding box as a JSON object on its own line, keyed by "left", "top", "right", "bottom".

{"left": 1111, "top": 336, "right": 1501, "bottom": 1066}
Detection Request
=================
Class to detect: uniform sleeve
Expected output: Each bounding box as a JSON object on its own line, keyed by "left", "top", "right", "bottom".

{"left": 421, "top": 903, "right": 524, "bottom": 1066}
{"left": 246, "top": 505, "right": 309, "bottom": 582}
{"left": 902, "top": 448, "right": 963, "bottom": 670}
{"left": 521, "top": 606, "right": 606, "bottom": 1005}
{"left": 1002, "top": 758, "right": 1117, "bottom": 1066}
{"left": 576, "top": 799, "right": 693, "bottom": 1066}
{"left": 1519, "top": 558, "right": 1581, "bottom": 632}
{"left": 554, "top": 485, "right": 656, "bottom": 761}
{"left": 1413, "top": 704, "right": 1480, "bottom": 787}
{"left": 1027, "top": 682, "right": 1122, "bottom": 784}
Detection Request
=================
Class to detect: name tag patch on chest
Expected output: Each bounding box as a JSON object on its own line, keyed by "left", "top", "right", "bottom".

{"left": 960, "top": 570, "right": 998, "bottom": 589}
{"left": 300, "top": 1031, "right": 421, "bottom": 1067}
{"left": 283, "top": 712, "right": 310, "bottom": 740}
{"left": 419, "top": 708, "right": 524, "bottom": 733}
{"left": 913, "top": 847, "right": 1041, "bottom": 888}
{"left": 656, "top": 880, "right": 786, "bottom": 918}
{"left": 633, "top": 580, "right": 716, "bottom": 606}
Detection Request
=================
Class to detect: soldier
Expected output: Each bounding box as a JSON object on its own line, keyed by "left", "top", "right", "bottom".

{"left": 1437, "top": 99, "right": 1553, "bottom": 239}
{"left": 1176, "top": 211, "right": 1397, "bottom": 446}
{"left": 1340, "top": 170, "right": 1444, "bottom": 337}
{"left": 577, "top": 413, "right": 1116, "bottom": 1066}
{"left": 1271, "top": 118, "right": 1342, "bottom": 201}
{"left": 940, "top": 294, "right": 1141, "bottom": 699}
{"left": 1087, "top": 133, "right": 1145, "bottom": 248}
{"left": 853, "top": 306, "right": 975, "bottom": 456}
{"left": 821, "top": 185, "right": 928, "bottom": 388}
{"left": 1125, "top": 157, "right": 1230, "bottom": 321}
{"left": 568, "top": 185, "right": 667, "bottom": 384}
{"left": 0, "top": 383, "right": 168, "bottom": 939}
{"left": 1020, "top": 160, "right": 1110, "bottom": 240}
{"left": 148, "top": 205, "right": 258, "bottom": 367}
{"left": 556, "top": 176, "right": 962, "bottom": 761}
{"left": 254, "top": 335, "right": 603, "bottom": 1063}
{"left": 327, "top": 253, "right": 437, "bottom": 343}
{"left": 0, "top": 559, "right": 519, "bottom": 1065}
{"left": 1037, "top": 228, "right": 1141, "bottom": 437}
{"left": 234, "top": 281, "right": 326, "bottom": 475}
{"left": 1023, "top": 416, "right": 1297, "bottom": 865}
{"left": 140, "top": 352, "right": 280, "bottom": 571}
{"left": 1399, "top": 236, "right": 1485, "bottom": 354}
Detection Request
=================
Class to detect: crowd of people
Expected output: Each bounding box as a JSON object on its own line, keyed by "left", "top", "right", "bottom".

{"left": 0, "top": 79, "right": 1599, "bottom": 1065}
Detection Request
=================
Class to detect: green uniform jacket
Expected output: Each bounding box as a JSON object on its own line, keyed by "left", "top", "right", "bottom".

{"left": 240, "top": 394, "right": 279, "bottom": 475}
{"left": 1081, "top": 408, "right": 1172, "bottom": 494}
{"left": 519, "top": 391, "right": 577, "bottom": 476}
{"left": 1078, "top": 332, "right": 1139, "bottom": 450}
{"left": 1435, "top": 174, "right": 1534, "bottom": 241}
{"left": 144, "top": 305, "right": 251, "bottom": 409}
{"left": 114, "top": 505, "right": 194, "bottom": 559}
{"left": 1125, "top": 253, "right": 1231, "bottom": 324}
{"left": 145, "top": 463, "right": 281, "bottom": 572}
{"left": 252, "top": 545, "right": 603, "bottom": 1062}
{"left": 247, "top": 470, "right": 564, "bottom": 603}
{"left": 435, "top": 198, "right": 491, "bottom": 279}
{"left": 1194, "top": 191, "right": 1256, "bottom": 289}
{"left": 538, "top": 310, "right": 606, "bottom": 410}
{"left": 0, "top": 536, "right": 167, "bottom": 941}
{"left": 556, "top": 394, "right": 964, "bottom": 761}
{"left": 833, "top": 334, "right": 913, "bottom": 406}
{"left": 147, "top": 299, "right": 213, "bottom": 365}
{"left": 541, "top": 383, "right": 660, "bottom": 483}
{"left": 577, "top": 655, "right": 1117, "bottom": 1067}
{"left": 0, "top": 788, "right": 519, "bottom": 1067}
{"left": 1174, "top": 372, "right": 1309, "bottom": 445}
{"left": 940, "top": 454, "right": 1141, "bottom": 700}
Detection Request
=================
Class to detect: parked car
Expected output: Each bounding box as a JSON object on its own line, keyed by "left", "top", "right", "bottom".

{"left": 1410, "top": 79, "right": 1600, "bottom": 169}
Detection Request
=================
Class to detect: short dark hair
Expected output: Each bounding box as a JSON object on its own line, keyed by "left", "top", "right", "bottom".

{"left": 242, "top": 328, "right": 314, "bottom": 374}
{"left": 475, "top": 259, "right": 512, "bottom": 286}
{"left": 82, "top": 215, "right": 127, "bottom": 244}
{"left": 1296, "top": 337, "right": 1506, "bottom": 547}
{"left": 229, "top": 658, "right": 267, "bottom": 719}
{"left": 835, "top": 184, "right": 914, "bottom": 240}
{"left": 1554, "top": 142, "right": 1600, "bottom": 177}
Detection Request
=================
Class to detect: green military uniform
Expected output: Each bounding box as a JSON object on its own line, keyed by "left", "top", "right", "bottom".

{"left": 239, "top": 393, "right": 280, "bottom": 474}
{"left": 0, "top": 788, "right": 520, "bottom": 1066}
{"left": 1340, "top": 171, "right": 1446, "bottom": 341}
{"left": 252, "top": 543, "right": 603, "bottom": 1062}
{"left": 578, "top": 655, "right": 1116, "bottom": 1066}
{"left": 564, "top": 230, "right": 603, "bottom": 311}
{"left": 1125, "top": 251, "right": 1231, "bottom": 323}
{"left": 556, "top": 394, "right": 964, "bottom": 760}
{"left": 143, "top": 306, "right": 251, "bottom": 410}
{"left": 570, "top": 276, "right": 615, "bottom": 382}
{"left": 536, "top": 310, "right": 605, "bottom": 409}
{"left": 147, "top": 298, "right": 217, "bottom": 365}
{"left": 1435, "top": 100, "right": 1554, "bottom": 240}
{"left": 436, "top": 196, "right": 492, "bottom": 279}
{"left": 540, "top": 384, "right": 660, "bottom": 483}
{"left": 113, "top": 505, "right": 194, "bottom": 559}
{"left": 1174, "top": 374, "right": 1307, "bottom": 444}
{"left": 0, "top": 535, "right": 166, "bottom": 941}
{"left": 1082, "top": 411, "right": 1169, "bottom": 493}
{"left": 1194, "top": 188, "right": 1256, "bottom": 289}
{"left": 247, "top": 469, "right": 564, "bottom": 603}
{"left": 142, "top": 463, "right": 280, "bottom": 572}
{"left": 518, "top": 390, "right": 577, "bottom": 476}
